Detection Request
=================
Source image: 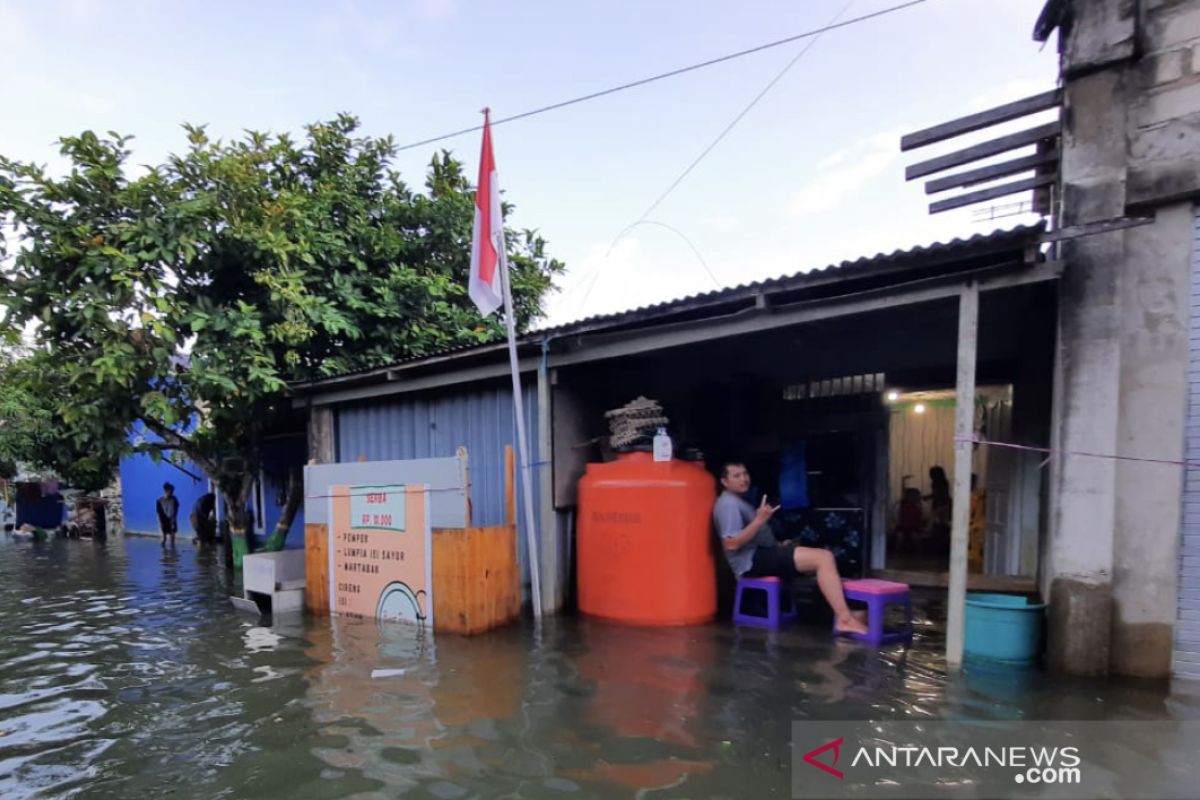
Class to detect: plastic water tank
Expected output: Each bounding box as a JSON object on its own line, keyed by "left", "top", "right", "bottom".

{"left": 965, "top": 592, "right": 1046, "bottom": 664}
{"left": 577, "top": 452, "right": 717, "bottom": 625}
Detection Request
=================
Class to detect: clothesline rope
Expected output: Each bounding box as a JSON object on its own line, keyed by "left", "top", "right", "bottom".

{"left": 956, "top": 435, "right": 1200, "bottom": 470}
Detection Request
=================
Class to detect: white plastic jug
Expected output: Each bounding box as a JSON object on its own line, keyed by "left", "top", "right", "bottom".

{"left": 652, "top": 427, "right": 672, "bottom": 462}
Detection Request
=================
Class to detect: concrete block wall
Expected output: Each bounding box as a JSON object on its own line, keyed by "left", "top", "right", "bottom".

{"left": 1129, "top": 0, "right": 1200, "bottom": 205}
{"left": 1049, "top": 0, "right": 1200, "bottom": 679}
{"left": 1110, "top": 205, "right": 1190, "bottom": 677}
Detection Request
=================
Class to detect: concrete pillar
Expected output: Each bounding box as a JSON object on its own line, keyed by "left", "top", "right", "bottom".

{"left": 947, "top": 283, "right": 978, "bottom": 668}
{"left": 1046, "top": 227, "right": 1123, "bottom": 675}
{"left": 1047, "top": 66, "right": 1129, "bottom": 676}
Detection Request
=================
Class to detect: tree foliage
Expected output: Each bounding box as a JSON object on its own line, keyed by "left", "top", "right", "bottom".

{"left": 0, "top": 115, "right": 563, "bottom": 551}
{"left": 0, "top": 348, "right": 122, "bottom": 491}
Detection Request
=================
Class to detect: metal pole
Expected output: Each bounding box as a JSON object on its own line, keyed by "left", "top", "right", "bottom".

{"left": 947, "top": 282, "right": 979, "bottom": 667}
{"left": 499, "top": 250, "right": 543, "bottom": 620}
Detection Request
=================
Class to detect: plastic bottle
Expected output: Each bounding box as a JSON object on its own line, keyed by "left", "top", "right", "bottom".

{"left": 652, "top": 427, "right": 673, "bottom": 462}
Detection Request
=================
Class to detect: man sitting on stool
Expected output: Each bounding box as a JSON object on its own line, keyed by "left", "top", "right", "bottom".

{"left": 713, "top": 461, "right": 868, "bottom": 635}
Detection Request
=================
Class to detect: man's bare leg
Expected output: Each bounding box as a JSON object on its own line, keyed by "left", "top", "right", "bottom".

{"left": 792, "top": 547, "right": 868, "bottom": 634}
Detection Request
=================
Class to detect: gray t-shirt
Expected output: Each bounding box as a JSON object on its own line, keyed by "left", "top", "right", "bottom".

{"left": 713, "top": 490, "right": 777, "bottom": 576}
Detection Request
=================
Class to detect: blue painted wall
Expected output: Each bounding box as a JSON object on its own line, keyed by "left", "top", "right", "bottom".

{"left": 119, "top": 422, "right": 210, "bottom": 535}
{"left": 16, "top": 489, "right": 64, "bottom": 529}
{"left": 257, "top": 435, "right": 306, "bottom": 550}
{"left": 120, "top": 454, "right": 210, "bottom": 535}
{"left": 120, "top": 419, "right": 306, "bottom": 547}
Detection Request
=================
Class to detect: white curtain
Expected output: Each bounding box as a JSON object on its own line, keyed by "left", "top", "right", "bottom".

{"left": 887, "top": 393, "right": 1013, "bottom": 526}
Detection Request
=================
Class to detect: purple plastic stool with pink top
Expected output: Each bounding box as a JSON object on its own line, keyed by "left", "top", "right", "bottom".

{"left": 733, "top": 576, "right": 798, "bottom": 629}
{"left": 835, "top": 578, "right": 913, "bottom": 645}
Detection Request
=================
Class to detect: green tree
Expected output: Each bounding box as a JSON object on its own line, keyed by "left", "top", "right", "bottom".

{"left": 0, "top": 348, "right": 123, "bottom": 491}
{"left": 0, "top": 115, "right": 562, "bottom": 561}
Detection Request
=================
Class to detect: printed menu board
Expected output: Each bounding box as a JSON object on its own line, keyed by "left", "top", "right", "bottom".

{"left": 327, "top": 483, "right": 432, "bottom": 627}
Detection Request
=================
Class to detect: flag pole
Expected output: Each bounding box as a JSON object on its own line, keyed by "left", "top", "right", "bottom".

{"left": 478, "top": 107, "right": 542, "bottom": 621}
{"left": 499, "top": 236, "right": 543, "bottom": 621}
{"left": 470, "top": 107, "right": 542, "bottom": 621}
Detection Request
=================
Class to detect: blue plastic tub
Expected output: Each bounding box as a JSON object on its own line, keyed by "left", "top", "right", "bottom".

{"left": 964, "top": 592, "right": 1045, "bottom": 664}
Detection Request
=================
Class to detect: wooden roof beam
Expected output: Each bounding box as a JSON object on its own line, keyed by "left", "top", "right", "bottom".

{"left": 929, "top": 174, "right": 1056, "bottom": 214}
{"left": 925, "top": 148, "right": 1060, "bottom": 194}
{"left": 901, "top": 89, "right": 1061, "bottom": 151}
{"left": 905, "top": 120, "right": 1062, "bottom": 181}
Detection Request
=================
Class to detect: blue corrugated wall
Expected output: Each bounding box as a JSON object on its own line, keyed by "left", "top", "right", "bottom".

{"left": 335, "top": 379, "right": 541, "bottom": 586}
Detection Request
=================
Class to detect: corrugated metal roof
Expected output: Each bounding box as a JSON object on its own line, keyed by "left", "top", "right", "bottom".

{"left": 532, "top": 223, "right": 1042, "bottom": 335}
{"left": 293, "top": 223, "right": 1044, "bottom": 392}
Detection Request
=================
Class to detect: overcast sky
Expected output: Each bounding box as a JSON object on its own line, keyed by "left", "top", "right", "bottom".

{"left": 0, "top": 0, "right": 1058, "bottom": 327}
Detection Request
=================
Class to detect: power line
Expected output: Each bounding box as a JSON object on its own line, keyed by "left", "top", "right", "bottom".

{"left": 395, "top": 0, "right": 927, "bottom": 153}
{"left": 628, "top": 221, "right": 723, "bottom": 290}
{"left": 555, "top": 220, "right": 716, "bottom": 321}
{"left": 617, "top": 0, "right": 858, "bottom": 236}
{"left": 578, "top": 0, "right": 860, "bottom": 315}
{"left": 557, "top": 218, "right": 720, "bottom": 311}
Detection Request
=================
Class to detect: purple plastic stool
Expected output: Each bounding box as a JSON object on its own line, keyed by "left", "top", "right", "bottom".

{"left": 835, "top": 578, "right": 913, "bottom": 645}
{"left": 733, "top": 576, "right": 798, "bottom": 629}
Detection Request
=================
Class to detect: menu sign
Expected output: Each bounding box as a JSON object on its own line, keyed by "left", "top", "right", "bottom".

{"left": 327, "top": 484, "right": 432, "bottom": 627}
{"left": 350, "top": 485, "right": 406, "bottom": 531}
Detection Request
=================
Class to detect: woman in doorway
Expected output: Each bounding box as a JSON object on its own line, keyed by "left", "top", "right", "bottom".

{"left": 926, "top": 466, "right": 952, "bottom": 550}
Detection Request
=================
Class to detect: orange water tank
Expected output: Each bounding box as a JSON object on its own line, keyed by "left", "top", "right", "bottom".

{"left": 577, "top": 452, "right": 717, "bottom": 625}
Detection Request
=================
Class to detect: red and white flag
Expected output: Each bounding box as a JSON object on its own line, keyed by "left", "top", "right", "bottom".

{"left": 468, "top": 110, "right": 504, "bottom": 317}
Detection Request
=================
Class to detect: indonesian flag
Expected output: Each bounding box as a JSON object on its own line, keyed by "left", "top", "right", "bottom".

{"left": 468, "top": 110, "right": 504, "bottom": 317}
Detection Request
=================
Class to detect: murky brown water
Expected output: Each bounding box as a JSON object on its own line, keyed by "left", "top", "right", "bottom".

{"left": 1, "top": 535, "right": 1198, "bottom": 799}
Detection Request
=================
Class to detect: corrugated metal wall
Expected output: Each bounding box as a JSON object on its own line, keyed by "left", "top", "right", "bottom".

{"left": 1178, "top": 204, "right": 1200, "bottom": 681}
{"left": 336, "top": 379, "right": 541, "bottom": 587}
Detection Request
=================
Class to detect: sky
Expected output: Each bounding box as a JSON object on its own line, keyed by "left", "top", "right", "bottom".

{"left": 0, "top": 0, "right": 1059, "bottom": 328}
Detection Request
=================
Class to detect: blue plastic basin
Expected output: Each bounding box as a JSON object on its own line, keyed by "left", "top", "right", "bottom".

{"left": 964, "top": 592, "right": 1045, "bottom": 664}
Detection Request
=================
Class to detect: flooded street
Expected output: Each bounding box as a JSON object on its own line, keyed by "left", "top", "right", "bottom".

{"left": 2, "top": 535, "right": 1198, "bottom": 799}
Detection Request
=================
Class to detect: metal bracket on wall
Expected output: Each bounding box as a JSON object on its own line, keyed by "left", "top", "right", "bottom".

{"left": 1035, "top": 215, "right": 1156, "bottom": 244}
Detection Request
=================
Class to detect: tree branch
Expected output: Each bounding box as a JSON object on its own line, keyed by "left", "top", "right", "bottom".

{"left": 131, "top": 442, "right": 183, "bottom": 454}
{"left": 140, "top": 417, "right": 220, "bottom": 479}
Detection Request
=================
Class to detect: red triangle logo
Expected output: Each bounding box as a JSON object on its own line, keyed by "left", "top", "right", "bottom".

{"left": 803, "top": 737, "right": 845, "bottom": 779}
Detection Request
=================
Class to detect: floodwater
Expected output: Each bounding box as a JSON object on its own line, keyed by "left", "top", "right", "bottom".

{"left": 1, "top": 536, "right": 1198, "bottom": 799}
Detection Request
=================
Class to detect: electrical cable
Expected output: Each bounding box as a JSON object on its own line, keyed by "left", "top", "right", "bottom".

{"left": 577, "top": 0, "right": 860, "bottom": 315}
{"left": 394, "top": 0, "right": 926, "bottom": 152}
{"left": 616, "top": 0, "right": 858, "bottom": 237}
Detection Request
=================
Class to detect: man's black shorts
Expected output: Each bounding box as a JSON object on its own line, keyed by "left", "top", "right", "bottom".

{"left": 744, "top": 544, "right": 799, "bottom": 580}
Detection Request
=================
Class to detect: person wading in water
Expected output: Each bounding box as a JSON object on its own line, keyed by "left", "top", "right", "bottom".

{"left": 156, "top": 482, "right": 179, "bottom": 548}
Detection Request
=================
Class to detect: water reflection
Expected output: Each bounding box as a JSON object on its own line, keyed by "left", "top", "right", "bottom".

{"left": 1, "top": 536, "right": 1198, "bottom": 799}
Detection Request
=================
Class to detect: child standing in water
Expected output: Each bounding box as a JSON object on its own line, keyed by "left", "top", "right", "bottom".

{"left": 156, "top": 482, "right": 179, "bottom": 548}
